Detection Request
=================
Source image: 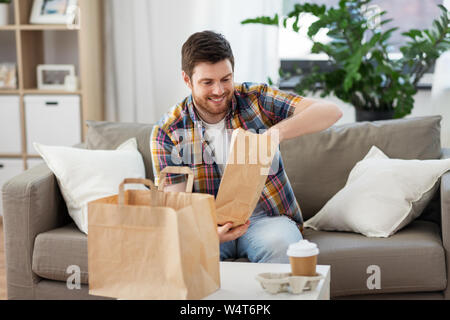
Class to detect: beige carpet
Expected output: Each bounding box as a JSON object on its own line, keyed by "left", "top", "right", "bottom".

{"left": 0, "top": 216, "right": 6, "bottom": 300}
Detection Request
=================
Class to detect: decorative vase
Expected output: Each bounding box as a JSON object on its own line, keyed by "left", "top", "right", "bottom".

{"left": 0, "top": 3, "right": 9, "bottom": 26}
{"left": 355, "top": 109, "right": 395, "bottom": 122}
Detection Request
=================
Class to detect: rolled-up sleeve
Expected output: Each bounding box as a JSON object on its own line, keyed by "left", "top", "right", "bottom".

{"left": 258, "top": 84, "right": 303, "bottom": 125}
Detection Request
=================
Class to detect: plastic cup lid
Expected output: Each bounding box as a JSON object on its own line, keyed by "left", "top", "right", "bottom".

{"left": 286, "top": 240, "right": 319, "bottom": 257}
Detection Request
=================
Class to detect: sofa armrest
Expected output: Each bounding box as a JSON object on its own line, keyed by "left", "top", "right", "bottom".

{"left": 2, "top": 164, "right": 70, "bottom": 299}
{"left": 440, "top": 148, "right": 450, "bottom": 299}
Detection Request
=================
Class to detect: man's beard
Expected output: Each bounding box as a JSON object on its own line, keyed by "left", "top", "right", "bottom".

{"left": 192, "top": 91, "right": 233, "bottom": 119}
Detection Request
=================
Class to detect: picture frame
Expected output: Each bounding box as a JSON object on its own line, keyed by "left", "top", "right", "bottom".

{"left": 29, "top": 0, "right": 78, "bottom": 25}
{"left": 37, "top": 64, "right": 75, "bottom": 90}
{"left": 0, "top": 63, "right": 17, "bottom": 90}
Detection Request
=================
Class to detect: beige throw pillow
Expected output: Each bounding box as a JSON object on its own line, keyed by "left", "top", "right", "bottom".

{"left": 304, "top": 146, "right": 450, "bottom": 237}
{"left": 34, "top": 138, "right": 146, "bottom": 234}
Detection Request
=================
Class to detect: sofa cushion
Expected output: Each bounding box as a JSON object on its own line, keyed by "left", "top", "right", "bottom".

{"left": 280, "top": 116, "right": 442, "bottom": 220}
{"left": 303, "top": 220, "right": 447, "bottom": 297}
{"left": 32, "top": 224, "right": 88, "bottom": 284}
{"left": 86, "top": 121, "right": 154, "bottom": 181}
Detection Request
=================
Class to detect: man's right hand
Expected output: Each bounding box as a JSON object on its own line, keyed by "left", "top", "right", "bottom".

{"left": 217, "top": 220, "right": 250, "bottom": 243}
{"left": 163, "top": 183, "right": 250, "bottom": 243}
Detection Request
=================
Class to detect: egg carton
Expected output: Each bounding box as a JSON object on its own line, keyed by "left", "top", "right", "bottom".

{"left": 255, "top": 272, "right": 324, "bottom": 295}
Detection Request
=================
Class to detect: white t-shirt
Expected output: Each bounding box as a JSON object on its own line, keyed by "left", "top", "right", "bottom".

{"left": 202, "top": 118, "right": 231, "bottom": 173}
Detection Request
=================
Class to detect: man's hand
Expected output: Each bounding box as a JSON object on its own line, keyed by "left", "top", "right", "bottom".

{"left": 217, "top": 220, "right": 250, "bottom": 243}
{"left": 162, "top": 181, "right": 188, "bottom": 192}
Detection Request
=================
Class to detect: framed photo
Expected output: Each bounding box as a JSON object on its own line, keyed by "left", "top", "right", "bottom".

{"left": 37, "top": 64, "right": 75, "bottom": 90}
{"left": 29, "top": 0, "right": 78, "bottom": 25}
{"left": 0, "top": 63, "right": 17, "bottom": 90}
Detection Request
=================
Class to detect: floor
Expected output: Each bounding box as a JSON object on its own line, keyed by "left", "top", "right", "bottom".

{"left": 0, "top": 217, "right": 6, "bottom": 300}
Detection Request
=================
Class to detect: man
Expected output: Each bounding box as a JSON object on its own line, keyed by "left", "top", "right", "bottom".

{"left": 151, "top": 30, "right": 342, "bottom": 263}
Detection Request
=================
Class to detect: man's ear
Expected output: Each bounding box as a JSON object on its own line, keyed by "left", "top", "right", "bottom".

{"left": 182, "top": 71, "right": 192, "bottom": 90}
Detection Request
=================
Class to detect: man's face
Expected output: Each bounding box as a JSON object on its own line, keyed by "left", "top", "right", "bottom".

{"left": 183, "top": 59, "right": 234, "bottom": 123}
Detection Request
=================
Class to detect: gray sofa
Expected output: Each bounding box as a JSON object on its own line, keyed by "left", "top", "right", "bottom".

{"left": 2, "top": 115, "right": 449, "bottom": 299}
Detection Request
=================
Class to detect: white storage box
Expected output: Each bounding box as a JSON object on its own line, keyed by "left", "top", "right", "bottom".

{"left": 0, "top": 159, "right": 24, "bottom": 216}
{"left": 0, "top": 96, "right": 22, "bottom": 154}
{"left": 25, "top": 95, "right": 81, "bottom": 155}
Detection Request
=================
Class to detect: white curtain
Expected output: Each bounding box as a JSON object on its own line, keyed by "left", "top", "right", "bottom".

{"left": 104, "top": 0, "right": 282, "bottom": 124}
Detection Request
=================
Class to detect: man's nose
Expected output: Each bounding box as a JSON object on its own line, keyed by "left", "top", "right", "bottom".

{"left": 212, "top": 82, "right": 225, "bottom": 96}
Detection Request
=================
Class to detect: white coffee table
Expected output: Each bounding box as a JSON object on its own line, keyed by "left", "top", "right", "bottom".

{"left": 204, "top": 262, "right": 330, "bottom": 300}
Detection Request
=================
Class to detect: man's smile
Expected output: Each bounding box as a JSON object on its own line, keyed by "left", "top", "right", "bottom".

{"left": 208, "top": 96, "right": 226, "bottom": 103}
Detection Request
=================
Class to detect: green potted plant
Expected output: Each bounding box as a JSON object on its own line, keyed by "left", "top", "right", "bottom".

{"left": 242, "top": 0, "right": 450, "bottom": 121}
{"left": 0, "top": 0, "right": 11, "bottom": 26}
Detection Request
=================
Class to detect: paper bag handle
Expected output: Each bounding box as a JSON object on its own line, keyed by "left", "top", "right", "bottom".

{"left": 118, "top": 178, "right": 155, "bottom": 205}
{"left": 158, "top": 166, "right": 194, "bottom": 193}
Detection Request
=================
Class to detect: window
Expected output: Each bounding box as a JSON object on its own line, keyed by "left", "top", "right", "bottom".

{"left": 279, "top": 0, "right": 445, "bottom": 60}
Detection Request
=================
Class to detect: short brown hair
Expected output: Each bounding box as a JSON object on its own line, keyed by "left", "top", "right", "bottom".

{"left": 182, "top": 30, "right": 235, "bottom": 78}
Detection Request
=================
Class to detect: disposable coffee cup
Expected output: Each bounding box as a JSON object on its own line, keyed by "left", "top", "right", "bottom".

{"left": 286, "top": 240, "right": 319, "bottom": 277}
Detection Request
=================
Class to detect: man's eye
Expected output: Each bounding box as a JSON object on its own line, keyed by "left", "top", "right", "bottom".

{"left": 222, "top": 78, "right": 230, "bottom": 82}
{"left": 204, "top": 81, "right": 212, "bottom": 85}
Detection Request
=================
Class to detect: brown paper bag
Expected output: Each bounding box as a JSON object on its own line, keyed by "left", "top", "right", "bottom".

{"left": 88, "top": 167, "right": 220, "bottom": 300}
{"left": 215, "top": 128, "right": 277, "bottom": 227}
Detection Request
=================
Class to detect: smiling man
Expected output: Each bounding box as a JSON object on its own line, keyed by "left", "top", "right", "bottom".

{"left": 151, "top": 30, "right": 342, "bottom": 263}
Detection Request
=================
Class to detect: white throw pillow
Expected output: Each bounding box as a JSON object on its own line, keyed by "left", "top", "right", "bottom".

{"left": 304, "top": 146, "right": 450, "bottom": 237}
{"left": 34, "top": 138, "right": 146, "bottom": 234}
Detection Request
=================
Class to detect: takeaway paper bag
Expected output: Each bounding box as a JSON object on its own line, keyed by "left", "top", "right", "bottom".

{"left": 215, "top": 128, "right": 278, "bottom": 227}
{"left": 88, "top": 167, "right": 220, "bottom": 300}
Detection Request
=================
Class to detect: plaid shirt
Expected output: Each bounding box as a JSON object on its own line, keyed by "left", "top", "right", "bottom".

{"left": 151, "top": 82, "right": 304, "bottom": 228}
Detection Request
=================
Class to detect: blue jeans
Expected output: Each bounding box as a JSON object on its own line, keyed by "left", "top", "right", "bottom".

{"left": 219, "top": 212, "right": 303, "bottom": 263}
